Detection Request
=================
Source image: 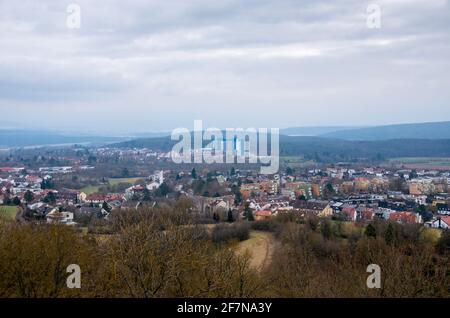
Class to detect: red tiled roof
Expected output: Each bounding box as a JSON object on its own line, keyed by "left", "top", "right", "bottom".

{"left": 86, "top": 193, "right": 107, "bottom": 201}
{"left": 441, "top": 216, "right": 450, "bottom": 226}
{"left": 389, "top": 212, "right": 417, "bottom": 224}
{"left": 25, "top": 175, "right": 41, "bottom": 182}
{"left": 342, "top": 207, "right": 356, "bottom": 214}
{"left": 361, "top": 209, "right": 374, "bottom": 220}
{"left": 342, "top": 208, "right": 356, "bottom": 220}
{"left": 0, "top": 168, "right": 16, "bottom": 173}
{"left": 106, "top": 194, "right": 124, "bottom": 201}
{"left": 254, "top": 210, "right": 272, "bottom": 217}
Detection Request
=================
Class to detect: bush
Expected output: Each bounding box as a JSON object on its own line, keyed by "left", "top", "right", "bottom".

{"left": 251, "top": 220, "right": 279, "bottom": 232}
{"left": 420, "top": 228, "right": 441, "bottom": 245}
{"left": 73, "top": 212, "right": 95, "bottom": 227}
{"left": 436, "top": 230, "right": 450, "bottom": 255}
{"left": 338, "top": 222, "right": 360, "bottom": 239}
{"left": 211, "top": 222, "right": 250, "bottom": 244}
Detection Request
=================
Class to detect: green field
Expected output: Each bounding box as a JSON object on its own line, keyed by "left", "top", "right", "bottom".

{"left": 0, "top": 206, "right": 17, "bottom": 221}
{"left": 281, "top": 156, "right": 316, "bottom": 168}
{"left": 80, "top": 185, "right": 101, "bottom": 195}
{"left": 81, "top": 177, "right": 143, "bottom": 194}
{"left": 281, "top": 156, "right": 306, "bottom": 163}
{"left": 108, "top": 177, "right": 142, "bottom": 186}
{"left": 388, "top": 157, "right": 450, "bottom": 165}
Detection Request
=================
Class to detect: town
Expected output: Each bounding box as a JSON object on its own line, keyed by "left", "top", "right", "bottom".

{"left": 1, "top": 0, "right": 450, "bottom": 308}
{"left": 1, "top": 145, "right": 449, "bottom": 230}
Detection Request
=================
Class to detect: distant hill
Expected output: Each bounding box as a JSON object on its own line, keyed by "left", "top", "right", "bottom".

{"left": 132, "top": 132, "right": 171, "bottom": 138}
{"left": 320, "top": 121, "right": 450, "bottom": 140}
{"left": 0, "top": 130, "right": 126, "bottom": 148}
{"left": 113, "top": 134, "right": 450, "bottom": 163}
{"left": 280, "top": 126, "right": 359, "bottom": 136}
{"left": 279, "top": 136, "right": 450, "bottom": 162}
{"left": 114, "top": 135, "right": 176, "bottom": 151}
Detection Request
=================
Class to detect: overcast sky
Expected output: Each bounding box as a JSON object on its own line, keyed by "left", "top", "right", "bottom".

{"left": 1, "top": 0, "right": 450, "bottom": 134}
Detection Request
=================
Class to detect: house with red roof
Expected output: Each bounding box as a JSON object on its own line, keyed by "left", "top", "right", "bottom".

{"left": 86, "top": 193, "right": 108, "bottom": 203}
{"left": 254, "top": 210, "right": 273, "bottom": 221}
{"left": 389, "top": 212, "right": 422, "bottom": 224}
{"left": 342, "top": 207, "right": 357, "bottom": 222}
{"left": 358, "top": 208, "right": 374, "bottom": 222}
{"left": 431, "top": 216, "right": 450, "bottom": 229}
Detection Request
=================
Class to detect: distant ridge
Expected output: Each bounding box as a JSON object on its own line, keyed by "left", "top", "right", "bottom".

{"left": 320, "top": 121, "right": 450, "bottom": 140}
{"left": 113, "top": 134, "right": 450, "bottom": 162}
{"left": 0, "top": 130, "right": 126, "bottom": 148}
{"left": 280, "top": 126, "right": 359, "bottom": 136}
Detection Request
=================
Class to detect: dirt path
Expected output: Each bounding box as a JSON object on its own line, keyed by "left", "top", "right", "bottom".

{"left": 16, "top": 207, "right": 25, "bottom": 223}
{"left": 236, "top": 231, "right": 275, "bottom": 271}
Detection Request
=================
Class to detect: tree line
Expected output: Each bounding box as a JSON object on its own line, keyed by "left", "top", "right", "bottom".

{"left": 0, "top": 206, "right": 448, "bottom": 298}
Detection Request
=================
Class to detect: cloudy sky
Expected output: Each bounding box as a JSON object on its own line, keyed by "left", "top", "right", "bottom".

{"left": 1, "top": 0, "right": 450, "bottom": 134}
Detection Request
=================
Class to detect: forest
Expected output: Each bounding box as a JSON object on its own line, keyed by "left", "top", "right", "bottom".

{"left": 0, "top": 203, "right": 448, "bottom": 298}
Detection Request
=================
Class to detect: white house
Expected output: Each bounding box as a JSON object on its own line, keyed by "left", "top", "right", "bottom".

{"left": 46, "top": 209, "right": 75, "bottom": 225}
{"left": 147, "top": 170, "right": 164, "bottom": 190}
{"left": 146, "top": 182, "right": 160, "bottom": 191}
{"left": 431, "top": 217, "right": 450, "bottom": 229}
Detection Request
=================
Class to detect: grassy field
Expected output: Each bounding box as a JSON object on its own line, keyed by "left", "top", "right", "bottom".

{"left": 108, "top": 177, "right": 142, "bottom": 186}
{"left": 281, "top": 156, "right": 316, "bottom": 170}
{"left": 281, "top": 156, "right": 304, "bottom": 163}
{"left": 80, "top": 185, "right": 101, "bottom": 195}
{"left": 0, "top": 206, "right": 17, "bottom": 221}
{"left": 388, "top": 157, "right": 450, "bottom": 165}
{"left": 387, "top": 157, "right": 450, "bottom": 170}
{"left": 236, "top": 231, "right": 275, "bottom": 270}
{"left": 281, "top": 156, "right": 313, "bottom": 164}
{"left": 81, "top": 177, "right": 143, "bottom": 194}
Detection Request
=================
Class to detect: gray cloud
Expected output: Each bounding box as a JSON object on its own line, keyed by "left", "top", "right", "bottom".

{"left": 0, "top": 0, "right": 449, "bottom": 133}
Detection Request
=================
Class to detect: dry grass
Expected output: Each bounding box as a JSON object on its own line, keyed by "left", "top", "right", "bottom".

{"left": 236, "top": 231, "right": 275, "bottom": 271}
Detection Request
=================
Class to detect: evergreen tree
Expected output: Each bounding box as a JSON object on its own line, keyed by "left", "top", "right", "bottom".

{"left": 247, "top": 210, "right": 254, "bottom": 221}
{"left": 24, "top": 190, "right": 34, "bottom": 203}
{"left": 365, "top": 223, "right": 377, "bottom": 238}
{"left": 243, "top": 203, "right": 254, "bottom": 221}
{"left": 155, "top": 183, "right": 171, "bottom": 197}
{"left": 12, "top": 197, "right": 21, "bottom": 206}
{"left": 385, "top": 223, "right": 396, "bottom": 246}
{"left": 43, "top": 192, "right": 56, "bottom": 204}
{"left": 323, "top": 183, "right": 335, "bottom": 198}
{"left": 285, "top": 167, "right": 294, "bottom": 175}
{"left": 142, "top": 188, "right": 151, "bottom": 201}
{"left": 3, "top": 193, "right": 11, "bottom": 205}
{"left": 227, "top": 209, "right": 234, "bottom": 223}
{"left": 41, "top": 178, "right": 54, "bottom": 190}
{"left": 234, "top": 191, "right": 242, "bottom": 205}
{"left": 321, "top": 220, "right": 333, "bottom": 240}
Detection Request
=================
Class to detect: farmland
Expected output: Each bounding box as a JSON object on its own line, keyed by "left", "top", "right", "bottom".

{"left": 0, "top": 206, "right": 17, "bottom": 221}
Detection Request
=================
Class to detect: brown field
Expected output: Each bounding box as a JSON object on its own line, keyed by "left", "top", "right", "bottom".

{"left": 236, "top": 231, "right": 275, "bottom": 270}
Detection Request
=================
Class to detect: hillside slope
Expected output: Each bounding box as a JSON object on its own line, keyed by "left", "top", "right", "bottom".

{"left": 320, "top": 121, "right": 450, "bottom": 140}
{"left": 113, "top": 135, "right": 450, "bottom": 162}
